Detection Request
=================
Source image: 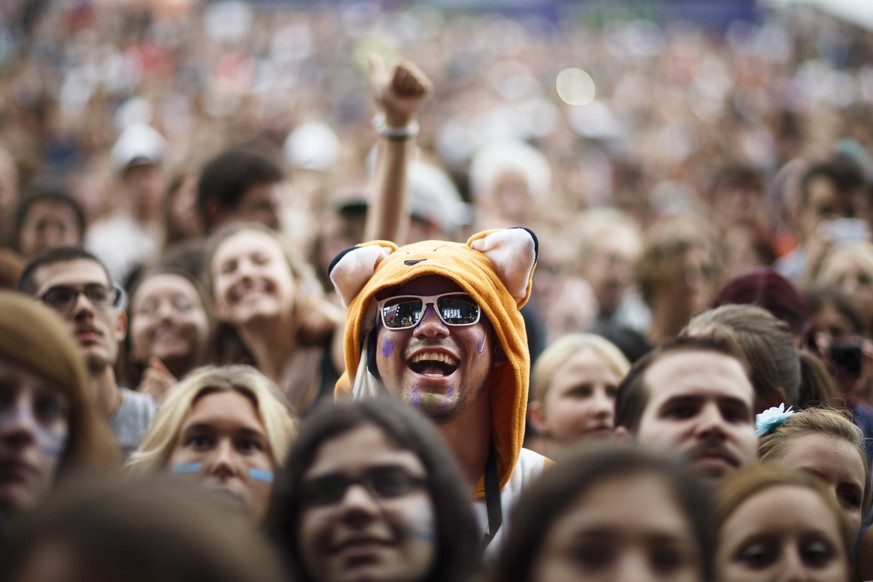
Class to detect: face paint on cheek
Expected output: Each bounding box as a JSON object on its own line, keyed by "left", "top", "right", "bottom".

{"left": 0, "top": 408, "right": 67, "bottom": 458}
{"left": 381, "top": 337, "right": 394, "bottom": 358}
{"left": 477, "top": 336, "right": 485, "bottom": 354}
{"left": 411, "top": 385, "right": 422, "bottom": 408}
{"left": 172, "top": 462, "right": 203, "bottom": 475}
{"left": 407, "top": 500, "right": 436, "bottom": 543}
{"left": 249, "top": 468, "right": 274, "bottom": 483}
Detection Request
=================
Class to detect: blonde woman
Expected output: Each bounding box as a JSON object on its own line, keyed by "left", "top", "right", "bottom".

{"left": 528, "top": 334, "right": 630, "bottom": 453}
{"left": 815, "top": 240, "right": 873, "bottom": 332}
{"left": 128, "top": 365, "right": 297, "bottom": 524}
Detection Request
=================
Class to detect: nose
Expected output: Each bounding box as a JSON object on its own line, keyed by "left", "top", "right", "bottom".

{"left": 776, "top": 546, "right": 809, "bottom": 582}
{"left": 613, "top": 550, "right": 661, "bottom": 582}
{"left": 591, "top": 388, "right": 614, "bottom": 419}
{"left": 205, "top": 440, "right": 240, "bottom": 479}
{"left": 694, "top": 402, "right": 727, "bottom": 439}
{"left": 338, "top": 483, "right": 380, "bottom": 526}
{"left": 413, "top": 303, "right": 449, "bottom": 338}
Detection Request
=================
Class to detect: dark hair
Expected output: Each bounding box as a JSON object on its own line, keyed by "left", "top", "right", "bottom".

{"left": 0, "top": 477, "right": 287, "bottom": 582}
{"left": 17, "top": 245, "right": 112, "bottom": 296}
{"left": 614, "top": 335, "right": 745, "bottom": 433}
{"left": 713, "top": 267, "right": 807, "bottom": 336}
{"left": 268, "top": 398, "right": 480, "bottom": 582}
{"left": 197, "top": 147, "right": 284, "bottom": 232}
{"left": 494, "top": 444, "right": 715, "bottom": 582}
{"left": 799, "top": 156, "right": 866, "bottom": 208}
{"left": 710, "top": 163, "right": 764, "bottom": 197}
{"left": 796, "top": 350, "right": 841, "bottom": 408}
{"left": 804, "top": 285, "right": 867, "bottom": 337}
{"left": 12, "top": 183, "right": 87, "bottom": 253}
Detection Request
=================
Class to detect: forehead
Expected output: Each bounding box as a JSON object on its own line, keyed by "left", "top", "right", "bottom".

{"left": 34, "top": 259, "right": 110, "bottom": 292}
{"left": 644, "top": 350, "right": 753, "bottom": 407}
{"left": 379, "top": 275, "right": 464, "bottom": 298}
{"left": 25, "top": 200, "right": 78, "bottom": 222}
{"left": 214, "top": 230, "right": 283, "bottom": 259}
{"left": 305, "top": 424, "right": 425, "bottom": 477}
{"left": 185, "top": 390, "right": 263, "bottom": 430}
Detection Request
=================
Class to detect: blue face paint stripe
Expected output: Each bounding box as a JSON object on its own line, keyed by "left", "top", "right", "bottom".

{"left": 0, "top": 408, "right": 68, "bottom": 458}
{"left": 172, "top": 462, "right": 203, "bottom": 474}
{"left": 249, "top": 468, "right": 274, "bottom": 483}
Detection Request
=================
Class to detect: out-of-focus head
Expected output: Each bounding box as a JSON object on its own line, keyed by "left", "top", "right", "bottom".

{"left": 197, "top": 147, "right": 285, "bottom": 233}
{"left": 758, "top": 406, "right": 870, "bottom": 537}
{"left": 615, "top": 335, "right": 758, "bottom": 480}
{"left": 815, "top": 241, "right": 873, "bottom": 326}
{"left": 715, "top": 465, "right": 852, "bottom": 582}
{"left": 0, "top": 292, "right": 117, "bottom": 517}
{"left": 797, "top": 156, "right": 867, "bottom": 240}
{"left": 111, "top": 123, "right": 168, "bottom": 219}
{"left": 128, "top": 268, "right": 214, "bottom": 377}
{"left": 469, "top": 140, "right": 551, "bottom": 225}
{"left": 268, "top": 397, "right": 479, "bottom": 582}
{"left": 529, "top": 333, "right": 630, "bottom": 447}
{"left": 18, "top": 246, "right": 126, "bottom": 376}
{"left": 12, "top": 183, "right": 86, "bottom": 260}
{"left": 1, "top": 477, "right": 287, "bottom": 582}
{"left": 127, "top": 365, "right": 296, "bottom": 524}
{"left": 685, "top": 304, "right": 801, "bottom": 411}
{"left": 573, "top": 207, "right": 642, "bottom": 317}
{"left": 495, "top": 444, "right": 714, "bottom": 582}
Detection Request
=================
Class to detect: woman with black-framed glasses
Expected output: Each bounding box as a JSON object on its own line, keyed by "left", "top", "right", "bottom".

{"left": 268, "top": 397, "right": 481, "bottom": 582}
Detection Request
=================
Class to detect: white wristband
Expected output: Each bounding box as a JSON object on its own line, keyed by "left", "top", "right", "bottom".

{"left": 372, "top": 113, "right": 420, "bottom": 141}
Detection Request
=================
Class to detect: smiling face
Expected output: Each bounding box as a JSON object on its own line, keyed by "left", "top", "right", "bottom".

{"left": 374, "top": 276, "right": 495, "bottom": 423}
{"left": 0, "top": 358, "right": 69, "bottom": 516}
{"left": 532, "top": 474, "right": 701, "bottom": 582}
{"left": 634, "top": 350, "right": 757, "bottom": 480}
{"left": 130, "top": 274, "right": 211, "bottom": 374}
{"left": 767, "top": 433, "right": 866, "bottom": 537}
{"left": 167, "top": 390, "right": 275, "bottom": 523}
{"left": 33, "top": 259, "right": 126, "bottom": 375}
{"left": 716, "top": 485, "right": 849, "bottom": 582}
{"left": 532, "top": 349, "right": 618, "bottom": 445}
{"left": 298, "top": 424, "right": 436, "bottom": 582}
{"left": 16, "top": 200, "right": 82, "bottom": 259}
{"left": 211, "top": 230, "right": 297, "bottom": 327}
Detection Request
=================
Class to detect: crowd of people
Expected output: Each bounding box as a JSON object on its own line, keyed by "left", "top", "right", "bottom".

{"left": 3, "top": 0, "right": 873, "bottom": 580}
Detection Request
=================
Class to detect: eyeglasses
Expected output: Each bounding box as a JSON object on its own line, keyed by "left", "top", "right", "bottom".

{"left": 302, "top": 467, "right": 427, "bottom": 507}
{"left": 37, "top": 284, "right": 124, "bottom": 312}
{"left": 377, "top": 292, "right": 480, "bottom": 330}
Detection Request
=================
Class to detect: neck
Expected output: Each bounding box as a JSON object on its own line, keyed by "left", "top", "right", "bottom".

{"left": 434, "top": 388, "right": 491, "bottom": 486}
{"left": 91, "top": 367, "right": 122, "bottom": 419}
{"left": 647, "top": 302, "right": 686, "bottom": 346}
{"left": 238, "top": 318, "right": 297, "bottom": 382}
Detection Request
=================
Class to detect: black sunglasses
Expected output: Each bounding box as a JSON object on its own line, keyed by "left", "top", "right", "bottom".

{"left": 38, "top": 283, "right": 124, "bottom": 312}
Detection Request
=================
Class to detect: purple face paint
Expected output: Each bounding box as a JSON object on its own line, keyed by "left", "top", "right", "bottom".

{"left": 477, "top": 336, "right": 485, "bottom": 353}
{"left": 381, "top": 337, "right": 394, "bottom": 358}
{"left": 411, "top": 386, "right": 422, "bottom": 408}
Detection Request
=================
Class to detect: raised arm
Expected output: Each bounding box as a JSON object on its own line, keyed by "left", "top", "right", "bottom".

{"left": 364, "top": 55, "right": 433, "bottom": 244}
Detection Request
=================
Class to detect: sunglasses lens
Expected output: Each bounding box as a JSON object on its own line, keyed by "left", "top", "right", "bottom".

{"left": 437, "top": 296, "right": 479, "bottom": 325}
{"left": 381, "top": 298, "right": 424, "bottom": 329}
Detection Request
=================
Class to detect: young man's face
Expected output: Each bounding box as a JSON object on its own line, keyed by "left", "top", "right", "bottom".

{"left": 32, "top": 259, "right": 126, "bottom": 374}
{"left": 633, "top": 350, "right": 757, "bottom": 479}
{"left": 800, "top": 176, "right": 866, "bottom": 240}
{"left": 233, "top": 183, "right": 283, "bottom": 231}
{"left": 374, "top": 276, "right": 495, "bottom": 423}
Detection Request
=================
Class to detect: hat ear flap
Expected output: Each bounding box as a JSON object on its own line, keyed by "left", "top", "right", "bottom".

{"left": 329, "top": 242, "right": 398, "bottom": 307}
{"left": 468, "top": 227, "right": 538, "bottom": 307}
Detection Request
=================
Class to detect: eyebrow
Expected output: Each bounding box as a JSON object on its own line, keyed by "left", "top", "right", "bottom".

{"left": 181, "top": 423, "right": 266, "bottom": 438}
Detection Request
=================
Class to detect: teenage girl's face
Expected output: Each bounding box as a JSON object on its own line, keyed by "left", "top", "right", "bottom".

{"left": 0, "top": 358, "right": 69, "bottom": 516}
{"left": 130, "top": 274, "right": 211, "bottom": 370}
{"left": 211, "top": 230, "right": 297, "bottom": 326}
{"left": 298, "top": 425, "right": 436, "bottom": 582}
{"left": 716, "top": 484, "right": 848, "bottom": 582}
{"left": 532, "top": 474, "right": 701, "bottom": 582}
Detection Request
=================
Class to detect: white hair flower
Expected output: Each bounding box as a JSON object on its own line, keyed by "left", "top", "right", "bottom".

{"left": 755, "top": 403, "right": 794, "bottom": 437}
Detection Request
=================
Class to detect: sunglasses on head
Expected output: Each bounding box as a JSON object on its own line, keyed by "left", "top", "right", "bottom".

{"left": 377, "top": 292, "right": 481, "bottom": 330}
{"left": 38, "top": 284, "right": 124, "bottom": 312}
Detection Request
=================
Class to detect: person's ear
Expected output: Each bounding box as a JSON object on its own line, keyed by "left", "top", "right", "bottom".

{"left": 205, "top": 200, "right": 225, "bottom": 230}
{"left": 528, "top": 401, "right": 549, "bottom": 435}
{"left": 613, "top": 425, "right": 632, "bottom": 442}
{"left": 115, "top": 309, "right": 127, "bottom": 342}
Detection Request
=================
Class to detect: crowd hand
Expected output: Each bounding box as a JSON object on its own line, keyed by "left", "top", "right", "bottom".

{"left": 368, "top": 54, "right": 433, "bottom": 128}
{"left": 139, "top": 357, "right": 178, "bottom": 405}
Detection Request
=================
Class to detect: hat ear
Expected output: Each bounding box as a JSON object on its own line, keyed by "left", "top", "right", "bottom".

{"left": 468, "top": 227, "right": 538, "bottom": 307}
{"left": 329, "top": 242, "right": 398, "bottom": 307}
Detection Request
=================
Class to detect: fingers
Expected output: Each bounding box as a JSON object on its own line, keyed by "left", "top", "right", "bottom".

{"left": 140, "top": 358, "right": 178, "bottom": 404}
{"left": 368, "top": 53, "right": 388, "bottom": 92}
{"left": 390, "top": 60, "right": 432, "bottom": 99}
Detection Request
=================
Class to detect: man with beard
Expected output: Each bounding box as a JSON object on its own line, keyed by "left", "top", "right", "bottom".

{"left": 614, "top": 336, "right": 758, "bottom": 480}
{"left": 18, "top": 247, "right": 156, "bottom": 457}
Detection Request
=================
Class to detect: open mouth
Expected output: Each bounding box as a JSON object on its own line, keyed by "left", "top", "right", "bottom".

{"left": 407, "top": 352, "right": 459, "bottom": 377}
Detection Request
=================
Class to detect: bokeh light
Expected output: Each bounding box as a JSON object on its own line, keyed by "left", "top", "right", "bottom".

{"left": 556, "top": 68, "right": 596, "bottom": 106}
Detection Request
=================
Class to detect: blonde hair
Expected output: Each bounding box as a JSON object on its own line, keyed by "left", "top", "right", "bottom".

{"left": 817, "top": 240, "right": 873, "bottom": 286}
{"left": 127, "top": 365, "right": 296, "bottom": 476}
{"left": 716, "top": 465, "right": 853, "bottom": 563}
{"left": 758, "top": 406, "right": 871, "bottom": 513}
{"left": 532, "top": 333, "right": 630, "bottom": 403}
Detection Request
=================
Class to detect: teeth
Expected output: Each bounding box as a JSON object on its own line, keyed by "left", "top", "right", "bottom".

{"left": 409, "top": 352, "right": 458, "bottom": 366}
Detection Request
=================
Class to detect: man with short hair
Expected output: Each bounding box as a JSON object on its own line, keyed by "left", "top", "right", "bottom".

{"left": 329, "top": 227, "right": 546, "bottom": 553}
{"left": 196, "top": 147, "right": 285, "bottom": 233}
{"left": 614, "top": 336, "right": 758, "bottom": 480}
{"left": 18, "top": 246, "right": 156, "bottom": 456}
